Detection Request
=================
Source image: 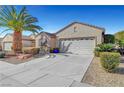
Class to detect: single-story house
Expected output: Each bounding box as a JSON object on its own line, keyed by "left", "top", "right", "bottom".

{"left": 35, "top": 32, "right": 56, "bottom": 49}
{"left": 1, "top": 34, "right": 35, "bottom": 51}
{"left": 35, "top": 22, "right": 105, "bottom": 54}
{"left": 55, "top": 22, "right": 105, "bottom": 54}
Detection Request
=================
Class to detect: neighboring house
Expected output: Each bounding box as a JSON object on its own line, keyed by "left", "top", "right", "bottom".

{"left": 0, "top": 38, "right": 3, "bottom": 44}
{"left": 29, "top": 34, "right": 36, "bottom": 39}
{"left": 1, "top": 34, "right": 35, "bottom": 51}
{"left": 35, "top": 32, "right": 56, "bottom": 49}
{"left": 55, "top": 22, "right": 105, "bottom": 54}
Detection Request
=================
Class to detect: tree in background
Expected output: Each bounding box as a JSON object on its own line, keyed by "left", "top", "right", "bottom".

{"left": 115, "top": 31, "right": 124, "bottom": 55}
{"left": 115, "top": 31, "right": 124, "bottom": 40}
{"left": 104, "top": 34, "right": 115, "bottom": 44}
{"left": 115, "top": 31, "right": 124, "bottom": 47}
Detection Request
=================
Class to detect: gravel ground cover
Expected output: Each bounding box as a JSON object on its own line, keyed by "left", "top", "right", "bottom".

{"left": 82, "top": 57, "right": 124, "bottom": 87}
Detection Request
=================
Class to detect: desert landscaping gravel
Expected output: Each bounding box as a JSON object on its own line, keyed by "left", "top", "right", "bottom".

{"left": 82, "top": 57, "right": 124, "bottom": 87}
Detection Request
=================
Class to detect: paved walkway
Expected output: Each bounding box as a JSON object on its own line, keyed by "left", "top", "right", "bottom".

{"left": 0, "top": 54, "right": 93, "bottom": 87}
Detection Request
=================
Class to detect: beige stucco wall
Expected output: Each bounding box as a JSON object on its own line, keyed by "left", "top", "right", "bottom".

{"left": 2, "top": 35, "right": 13, "bottom": 42}
{"left": 22, "top": 40, "right": 34, "bottom": 47}
{"left": 35, "top": 33, "right": 57, "bottom": 49}
{"left": 50, "top": 36, "right": 57, "bottom": 49}
{"left": 56, "top": 23, "right": 104, "bottom": 44}
{"left": 35, "top": 35, "right": 42, "bottom": 48}
{"left": 30, "top": 34, "right": 36, "bottom": 39}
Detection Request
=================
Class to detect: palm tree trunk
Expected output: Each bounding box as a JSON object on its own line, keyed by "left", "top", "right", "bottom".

{"left": 13, "top": 31, "right": 22, "bottom": 53}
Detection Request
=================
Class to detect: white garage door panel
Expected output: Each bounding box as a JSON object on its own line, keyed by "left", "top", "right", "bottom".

{"left": 61, "top": 39, "right": 95, "bottom": 55}
{"left": 4, "top": 42, "right": 12, "bottom": 51}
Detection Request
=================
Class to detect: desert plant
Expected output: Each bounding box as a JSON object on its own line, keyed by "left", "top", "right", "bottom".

{"left": 50, "top": 48, "right": 53, "bottom": 53}
{"left": 118, "top": 40, "right": 124, "bottom": 48}
{"left": 58, "top": 42, "right": 65, "bottom": 53}
{"left": 100, "top": 52, "right": 121, "bottom": 72}
{"left": 97, "top": 44, "right": 113, "bottom": 52}
{"left": 115, "top": 40, "right": 124, "bottom": 55}
{"left": 58, "top": 42, "right": 72, "bottom": 53}
{"left": 94, "top": 44, "right": 114, "bottom": 57}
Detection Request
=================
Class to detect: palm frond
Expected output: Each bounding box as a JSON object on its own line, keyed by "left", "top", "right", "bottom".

{"left": 0, "top": 5, "right": 42, "bottom": 34}
{"left": 24, "top": 25, "right": 42, "bottom": 34}
{"left": 17, "top": 6, "right": 27, "bottom": 20}
{"left": 10, "top": 6, "right": 17, "bottom": 19}
{"left": 24, "top": 17, "right": 38, "bottom": 24}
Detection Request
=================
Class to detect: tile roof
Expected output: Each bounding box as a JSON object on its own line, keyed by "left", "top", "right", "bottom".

{"left": 3, "top": 33, "right": 34, "bottom": 40}
{"left": 56, "top": 22, "right": 105, "bottom": 34}
{"left": 36, "top": 31, "right": 56, "bottom": 38}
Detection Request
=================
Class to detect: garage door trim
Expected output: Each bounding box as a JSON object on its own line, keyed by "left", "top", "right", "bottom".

{"left": 59, "top": 36, "right": 97, "bottom": 46}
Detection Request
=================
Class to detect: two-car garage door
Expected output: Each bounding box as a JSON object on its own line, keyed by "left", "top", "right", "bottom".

{"left": 4, "top": 42, "right": 12, "bottom": 51}
{"left": 60, "top": 38, "right": 96, "bottom": 55}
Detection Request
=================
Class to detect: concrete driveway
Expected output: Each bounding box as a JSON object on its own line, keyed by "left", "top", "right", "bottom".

{"left": 0, "top": 53, "right": 93, "bottom": 87}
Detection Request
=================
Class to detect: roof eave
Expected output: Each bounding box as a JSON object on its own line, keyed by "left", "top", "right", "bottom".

{"left": 55, "top": 22, "right": 105, "bottom": 35}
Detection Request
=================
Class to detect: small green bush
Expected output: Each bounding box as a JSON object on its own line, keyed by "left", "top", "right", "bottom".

{"left": 94, "top": 44, "right": 114, "bottom": 57}
{"left": 94, "top": 51, "right": 101, "bottom": 57}
{"left": 100, "top": 52, "right": 121, "bottom": 72}
{"left": 97, "top": 44, "right": 113, "bottom": 52}
{"left": 94, "top": 47, "right": 102, "bottom": 57}
{"left": 50, "top": 48, "right": 53, "bottom": 53}
{"left": 0, "top": 52, "right": 5, "bottom": 58}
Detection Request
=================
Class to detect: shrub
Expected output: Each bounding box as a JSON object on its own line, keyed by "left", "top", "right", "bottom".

{"left": 50, "top": 48, "right": 53, "bottom": 53}
{"left": 100, "top": 52, "right": 121, "bottom": 72}
{"left": 0, "top": 52, "right": 5, "bottom": 58}
{"left": 117, "top": 40, "right": 124, "bottom": 48}
{"left": 94, "top": 44, "right": 114, "bottom": 57}
{"left": 97, "top": 44, "right": 113, "bottom": 52}
{"left": 94, "top": 47, "right": 102, "bottom": 57}
{"left": 94, "top": 51, "right": 101, "bottom": 57}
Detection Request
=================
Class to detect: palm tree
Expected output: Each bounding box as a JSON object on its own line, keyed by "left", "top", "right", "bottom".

{"left": 0, "top": 6, "right": 42, "bottom": 52}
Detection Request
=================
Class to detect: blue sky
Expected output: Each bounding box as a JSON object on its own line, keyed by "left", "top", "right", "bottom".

{"left": 1, "top": 5, "right": 124, "bottom": 37}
